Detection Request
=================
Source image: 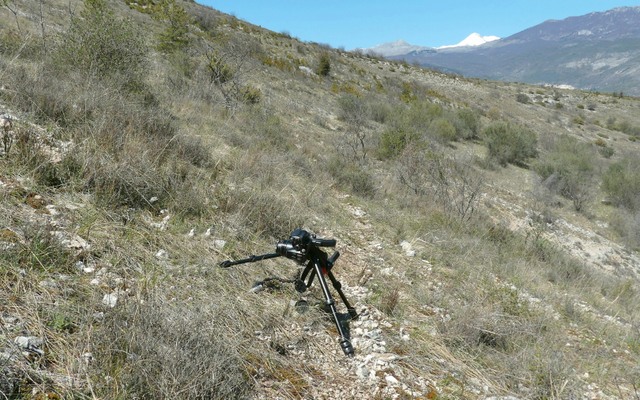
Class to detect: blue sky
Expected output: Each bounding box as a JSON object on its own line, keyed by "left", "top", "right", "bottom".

{"left": 196, "top": 1, "right": 640, "bottom": 49}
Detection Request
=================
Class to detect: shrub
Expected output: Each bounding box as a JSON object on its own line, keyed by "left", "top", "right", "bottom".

{"left": 609, "top": 209, "right": 640, "bottom": 250}
{"left": 337, "top": 93, "right": 369, "bottom": 126}
{"left": 316, "top": 51, "right": 331, "bottom": 76}
{"left": 241, "top": 84, "right": 262, "bottom": 104}
{"left": 327, "top": 156, "right": 376, "bottom": 198}
{"left": 337, "top": 94, "right": 371, "bottom": 162}
{"left": 516, "top": 93, "right": 530, "bottom": 104}
{"left": 429, "top": 117, "right": 456, "bottom": 143}
{"left": 55, "top": 0, "right": 148, "bottom": 90}
{"left": 482, "top": 122, "right": 538, "bottom": 167}
{"left": 397, "top": 149, "right": 484, "bottom": 221}
{"left": 153, "top": 0, "right": 191, "bottom": 52}
{"left": 602, "top": 158, "right": 640, "bottom": 212}
{"left": 377, "top": 127, "right": 415, "bottom": 160}
{"left": 454, "top": 108, "right": 481, "bottom": 140}
{"left": 202, "top": 37, "right": 261, "bottom": 109}
{"left": 534, "top": 135, "right": 597, "bottom": 211}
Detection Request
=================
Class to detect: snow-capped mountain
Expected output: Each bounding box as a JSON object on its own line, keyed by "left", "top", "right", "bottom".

{"left": 437, "top": 33, "right": 500, "bottom": 49}
{"left": 387, "top": 7, "right": 640, "bottom": 96}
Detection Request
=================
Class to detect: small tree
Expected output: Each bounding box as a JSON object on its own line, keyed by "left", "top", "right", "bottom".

{"left": 454, "top": 108, "right": 481, "bottom": 140}
{"left": 153, "top": 0, "right": 191, "bottom": 52}
{"left": 316, "top": 51, "right": 331, "bottom": 77}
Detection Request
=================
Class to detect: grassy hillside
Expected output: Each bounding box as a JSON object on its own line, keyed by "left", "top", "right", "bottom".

{"left": 2, "top": 1, "right": 640, "bottom": 398}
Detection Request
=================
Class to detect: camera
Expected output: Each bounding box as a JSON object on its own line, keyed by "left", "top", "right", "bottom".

{"left": 275, "top": 228, "right": 312, "bottom": 263}
{"left": 275, "top": 228, "right": 336, "bottom": 263}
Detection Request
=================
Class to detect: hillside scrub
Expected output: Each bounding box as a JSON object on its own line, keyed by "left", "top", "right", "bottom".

{"left": 376, "top": 100, "right": 482, "bottom": 159}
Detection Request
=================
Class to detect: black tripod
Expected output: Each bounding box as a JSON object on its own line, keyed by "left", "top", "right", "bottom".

{"left": 220, "top": 228, "right": 359, "bottom": 357}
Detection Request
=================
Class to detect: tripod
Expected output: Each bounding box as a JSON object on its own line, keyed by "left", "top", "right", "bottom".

{"left": 220, "top": 228, "right": 359, "bottom": 357}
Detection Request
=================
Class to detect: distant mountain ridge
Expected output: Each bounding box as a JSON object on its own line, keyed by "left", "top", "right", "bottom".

{"left": 386, "top": 7, "right": 640, "bottom": 95}
{"left": 362, "top": 33, "right": 500, "bottom": 57}
{"left": 360, "top": 40, "right": 433, "bottom": 57}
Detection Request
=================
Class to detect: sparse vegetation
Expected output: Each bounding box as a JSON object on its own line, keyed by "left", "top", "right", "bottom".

{"left": 2, "top": 1, "right": 640, "bottom": 399}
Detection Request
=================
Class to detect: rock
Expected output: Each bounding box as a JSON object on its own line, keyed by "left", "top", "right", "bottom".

{"left": 82, "top": 352, "right": 94, "bottom": 364}
{"left": 400, "top": 240, "right": 416, "bottom": 257}
{"left": 39, "top": 279, "right": 58, "bottom": 289}
{"left": 75, "top": 260, "right": 96, "bottom": 273}
{"left": 299, "top": 65, "right": 315, "bottom": 76}
{"left": 385, "top": 374, "right": 399, "bottom": 386}
{"left": 14, "top": 336, "right": 44, "bottom": 355}
{"left": 51, "top": 231, "right": 90, "bottom": 251}
{"left": 155, "top": 249, "right": 169, "bottom": 259}
{"left": 356, "top": 364, "right": 369, "bottom": 380}
{"left": 102, "top": 293, "right": 118, "bottom": 308}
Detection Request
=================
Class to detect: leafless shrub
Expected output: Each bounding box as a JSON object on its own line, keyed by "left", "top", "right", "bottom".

{"left": 398, "top": 148, "right": 484, "bottom": 222}
{"left": 336, "top": 93, "right": 370, "bottom": 163}
{"left": 202, "top": 36, "right": 262, "bottom": 111}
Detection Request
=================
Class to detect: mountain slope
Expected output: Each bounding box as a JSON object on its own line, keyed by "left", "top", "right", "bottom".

{"left": 2, "top": 1, "right": 640, "bottom": 399}
{"left": 395, "top": 7, "right": 640, "bottom": 95}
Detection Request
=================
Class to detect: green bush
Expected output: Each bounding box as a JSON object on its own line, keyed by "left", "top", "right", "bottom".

{"left": 429, "top": 117, "right": 456, "bottom": 143}
{"left": 153, "top": 0, "right": 192, "bottom": 52}
{"left": 482, "top": 122, "right": 538, "bottom": 167}
{"left": 602, "top": 158, "right": 640, "bottom": 212}
{"left": 454, "top": 108, "right": 481, "bottom": 140}
{"left": 316, "top": 51, "right": 331, "bottom": 76}
{"left": 516, "top": 93, "right": 530, "bottom": 104}
{"left": 377, "top": 127, "right": 416, "bottom": 160}
{"left": 55, "top": 0, "right": 149, "bottom": 89}
{"left": 534, "top": 135, "right": 597, "bottom": 211}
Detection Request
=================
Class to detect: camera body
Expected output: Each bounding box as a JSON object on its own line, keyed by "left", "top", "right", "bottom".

{"left": 275, "top": 228, "right": 335, "bottom": 264}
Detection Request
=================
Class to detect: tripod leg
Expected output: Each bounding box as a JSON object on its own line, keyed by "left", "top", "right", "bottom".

{"left": 311, "top": 259, "right": 354, "bottom": 357}
{"left": 326, "top": 271, "right": 359, "bottom": 320}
